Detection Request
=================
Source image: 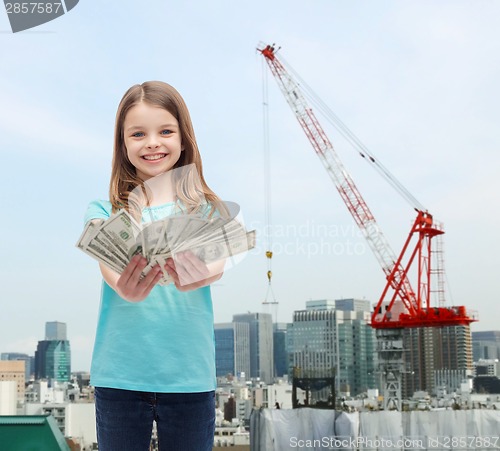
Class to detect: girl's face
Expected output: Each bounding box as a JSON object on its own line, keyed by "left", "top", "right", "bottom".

{"left": 123, "top": 101, "right": 183, "bottom": 181}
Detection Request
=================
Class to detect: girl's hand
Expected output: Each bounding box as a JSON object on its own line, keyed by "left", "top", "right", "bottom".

{"left": 114, "top": 255, "right": 162, "bottom": 302}
{"left": 164, "top": 251, "right": 223, "bottom": 292}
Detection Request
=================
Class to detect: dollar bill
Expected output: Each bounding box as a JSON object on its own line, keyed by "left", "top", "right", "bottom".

{"left": 99, "top": 210, "right": 141, "bottom": 260}
{"left": 188, "top": 230, "right": 256, "bottom": 264}
{"left": 76, "top": 203, "right": 255, "bottom": 287}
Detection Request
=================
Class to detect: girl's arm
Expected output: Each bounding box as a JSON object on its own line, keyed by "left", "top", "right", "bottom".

{"left": 99, "top": 255, "right": 162, "bottom": 302}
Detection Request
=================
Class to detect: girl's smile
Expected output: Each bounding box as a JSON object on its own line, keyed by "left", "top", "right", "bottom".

{"left": 123, "top": 102, "right": 183, "bottom": 181}
{"left": 142, "top": 153, "right": 168, "bottom": 161}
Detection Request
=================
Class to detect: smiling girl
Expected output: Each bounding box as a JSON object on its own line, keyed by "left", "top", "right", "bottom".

{"left": 83, "top": 81, "right": 222, "bottom": 450}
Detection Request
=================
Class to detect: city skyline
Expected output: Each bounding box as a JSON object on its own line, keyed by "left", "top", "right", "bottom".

{"left": 3, "top": 311, "right": 499, "bottom": 375}
{"left": 1, "top": 1, "right": 499, "bottom": 372}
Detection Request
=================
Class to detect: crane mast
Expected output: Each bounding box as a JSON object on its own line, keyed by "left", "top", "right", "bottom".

{"left": 259, "top": 43, "right": 476, "bottom": 410}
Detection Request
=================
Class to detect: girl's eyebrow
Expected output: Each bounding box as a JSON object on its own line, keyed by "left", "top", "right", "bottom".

{"left": 126, "top": 123, "right": 179, "bottom": 132}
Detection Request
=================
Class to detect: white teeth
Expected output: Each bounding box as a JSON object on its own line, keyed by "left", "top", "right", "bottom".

{"left": 143, "top": 154, "right": 166, "bottom": 161}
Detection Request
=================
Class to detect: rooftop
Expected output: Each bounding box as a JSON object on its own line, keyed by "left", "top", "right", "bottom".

{"left": 0, "top": 415, "right": 70, "bottom": 451}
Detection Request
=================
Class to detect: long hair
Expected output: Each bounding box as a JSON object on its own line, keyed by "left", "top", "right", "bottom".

{"left": 109, "top": 81, "right": 224, "bottom": 218}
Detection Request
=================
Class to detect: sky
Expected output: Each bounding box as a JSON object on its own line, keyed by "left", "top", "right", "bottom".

{"left": 1, "top": 0, "right": 499, "bottom": 371}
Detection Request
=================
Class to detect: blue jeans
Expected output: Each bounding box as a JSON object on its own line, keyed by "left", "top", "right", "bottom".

{"left": 94, "top": 387, "right": 215, "bottom": 451}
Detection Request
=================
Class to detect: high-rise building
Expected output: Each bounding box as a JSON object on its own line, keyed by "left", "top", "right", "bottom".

{"left": 45, "top": 321, "right": 67, "bottom": 341}
{"left": 288, "top": 299, "right": 377, "bottom": 396}
{"left": 335, "top": 298, "right": 371, "bottom": 312}
{"left": 232, "top": 313, "right": 273, "bottom": 383}
{"left": 214, "top": 322, "right": 250, "bottom": 378}
{"left": 403, "top": 325, "right": 473, "bottom": 397}
{"left": 472, "top": 330, "right": 500, "bottom": 361}
{"left": 35, "top": 341, "right": 71, "bottom": 382}
{"left": 35, "top": 322, "right": 71, "bottom": 382}
{"left": 305, "top": 299, "right": 336, "bottom": 311}
{"left": 273, "top": 323, "right": 288, "bottom": 378}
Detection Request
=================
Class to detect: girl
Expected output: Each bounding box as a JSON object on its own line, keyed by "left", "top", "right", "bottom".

{"left": 84, "top": 81, "right": 224, "bottom": 450}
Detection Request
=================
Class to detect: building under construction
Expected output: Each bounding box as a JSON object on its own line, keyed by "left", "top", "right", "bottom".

{"left": 402, "top": 324, "right": 473, "bottom": 398}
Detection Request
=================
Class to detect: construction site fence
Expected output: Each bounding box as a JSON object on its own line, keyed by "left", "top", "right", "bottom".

{"left": 250, "top": 408, "right": 500, "bottom": 450}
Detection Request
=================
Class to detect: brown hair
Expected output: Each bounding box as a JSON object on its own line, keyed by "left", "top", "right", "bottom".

{"left": 109, "top": 81, "right": 223, "bottom": 218}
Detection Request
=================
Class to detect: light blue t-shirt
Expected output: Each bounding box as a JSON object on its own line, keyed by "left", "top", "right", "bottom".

{"left": 84, "top": 200, "right": 216, "bottom": 393}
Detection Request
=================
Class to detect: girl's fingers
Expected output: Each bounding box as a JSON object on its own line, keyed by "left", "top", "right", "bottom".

{"left": 171, "top": 272, "right": 181, "bottom": 288}
{"left": 117, "top": 255, "right": 146, "bottom": 290}
{"left": 165, "top": 253, "right": 215, "bottom": 291}
{"left": 117, "top": 255, "right": 143, "bottom": 288}
{"left": 183, "top": 252, "right": 210, "bottom": 279}
{"left": 165, "top": 258, "right": 176, "bottom": 270}
{"left": 164, "top": 263, "right": 176, "bottom": 277}
{"left": 174, "top": 252, "right": 209, "bottom": 286}
{"left": 165, "top": 259, "right": 183, "bottom": 287}
{"left": 118, "top": 255, "right": 152, "bottom": 298}
{"left": 126, "top": 256, "right": 148, "bottom": 288}
{"left": 173, "top": 255, "right": 193, "bottom": 285}
{"left": 140, "top": 265, "right": 162, "bottom": 294}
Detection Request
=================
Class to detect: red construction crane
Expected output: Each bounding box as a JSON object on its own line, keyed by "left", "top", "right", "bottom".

{"left": 258, "top": 43, "right": 476, "bottom": 330}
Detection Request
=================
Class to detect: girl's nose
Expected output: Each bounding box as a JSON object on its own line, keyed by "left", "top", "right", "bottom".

{"left": 146, "top": 138, "right": 160, "bottom": 149}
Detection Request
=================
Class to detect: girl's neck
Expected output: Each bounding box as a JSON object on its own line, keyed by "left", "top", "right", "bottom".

{"left": 142, "top": 172, "right": 176, "bottom": 206}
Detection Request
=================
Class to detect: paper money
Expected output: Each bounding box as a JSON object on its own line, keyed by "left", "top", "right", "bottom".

{"left": 99, "top": 210, "right": 142, "bottom": 260}
{"left": 189, "top": 230, "right": 256, "bottom": 264}
{"left": 77, "top": 207, "right": 254, "bottom": 286}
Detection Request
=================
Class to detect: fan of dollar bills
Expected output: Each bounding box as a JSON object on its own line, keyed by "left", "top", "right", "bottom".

{"left": 76, "top": 208, "right": 255, "bottom": 286}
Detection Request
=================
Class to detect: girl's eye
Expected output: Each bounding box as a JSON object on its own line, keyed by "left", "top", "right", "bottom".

{"left": 161, "top": 129, "right": 172, "bottom": 135}
{"left": 132, "top": 132, "right": 144, "bottom": 138}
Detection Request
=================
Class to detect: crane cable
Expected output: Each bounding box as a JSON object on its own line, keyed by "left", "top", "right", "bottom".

{"left": 279, "top": 54, "right": 426, "bottom": 213}
{"left": 262, "top": 55, "right": 278, "bottom": 307}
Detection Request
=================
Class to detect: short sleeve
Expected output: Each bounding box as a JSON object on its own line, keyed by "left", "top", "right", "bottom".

{"left": 84, "top": 200, "right": 113, "bottom": 225}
